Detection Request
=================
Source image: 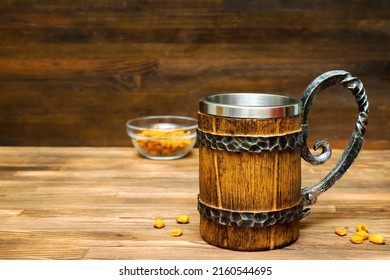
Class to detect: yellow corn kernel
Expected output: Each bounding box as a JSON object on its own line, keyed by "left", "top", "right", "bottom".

{"left": 350, "top": 235, "right": 364, "bottom": 244}
{"left": 176, "top": 214, "right": 190, "bottom": 224}
{"left": 153, "top": 219, "right": 165, "bottom": 229}
{"left": 356, "top": 223, "right": 368, "bottom": 232}
{"left": 170, "top": 229, "right": 182, "bottom": 237}
{"left": 369, "top": 234, "right": 385, "bottom": 245}
{"left": 335, "top": 227, "right": 348, "bottom": 236}
{"left": 356, "top": 230, "right": 369, "bottom": 240}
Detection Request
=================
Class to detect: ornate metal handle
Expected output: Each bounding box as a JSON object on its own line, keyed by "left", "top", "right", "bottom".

{"left": 299, "top": 70, "right": 369, "bottom": 213}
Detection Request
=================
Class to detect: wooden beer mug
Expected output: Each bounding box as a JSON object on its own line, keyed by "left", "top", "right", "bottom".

{"left": 197, "top": 70, "right": 369, "bottom": 251}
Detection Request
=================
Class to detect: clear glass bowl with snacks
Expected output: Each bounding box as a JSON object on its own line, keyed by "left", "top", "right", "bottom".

{"left": 126, "top": 116, "right": 198, "bottom": 160}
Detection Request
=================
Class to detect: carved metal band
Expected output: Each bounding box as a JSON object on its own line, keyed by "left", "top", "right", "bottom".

{"left": 198, "top": 197, "right": 306, "bottom": 228}
{"left": 197, "top": 130, "right": 302, "bottom": 153}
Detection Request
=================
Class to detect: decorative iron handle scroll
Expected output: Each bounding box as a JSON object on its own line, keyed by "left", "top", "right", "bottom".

{"left": 300, "top": 70, "right": 369, "bottom": 211}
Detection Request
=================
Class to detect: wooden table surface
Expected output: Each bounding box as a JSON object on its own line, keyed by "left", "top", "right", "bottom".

{"left": 0, "top": 147, "right": 389, "bottom": 260}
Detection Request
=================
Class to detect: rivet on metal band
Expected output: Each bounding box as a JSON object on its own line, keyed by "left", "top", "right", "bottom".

{"left": 198, "top": 197, "right": 306, "bottom": 228}
{"left": 197, "top": 129, "right": 302, "bottom": 153}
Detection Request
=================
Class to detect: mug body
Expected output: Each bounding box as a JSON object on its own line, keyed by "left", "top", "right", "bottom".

{"left": 198, "top": 93, "right": 303, "bottom": 251}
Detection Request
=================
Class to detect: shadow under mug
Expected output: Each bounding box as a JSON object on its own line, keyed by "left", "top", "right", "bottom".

{"left": 197, "top": 70, "right": 369, "bottom": 251}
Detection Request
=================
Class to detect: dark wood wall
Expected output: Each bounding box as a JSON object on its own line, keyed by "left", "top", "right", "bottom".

{"left": 0, "top": 0, "right": 389, "bottom": 149}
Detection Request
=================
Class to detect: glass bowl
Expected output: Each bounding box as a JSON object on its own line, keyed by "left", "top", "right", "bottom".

{"left": 126, "top": 115, "right": 198, "bottom": 160}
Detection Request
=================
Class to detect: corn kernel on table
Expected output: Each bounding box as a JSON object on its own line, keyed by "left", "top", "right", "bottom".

{"left": 0, "top": 147, "right": 389, "bottom": 259}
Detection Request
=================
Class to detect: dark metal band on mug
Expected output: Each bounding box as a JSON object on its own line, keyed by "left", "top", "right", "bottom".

{"left": 198, "top": 198, "right": 304, "bottom": 227}
{"left": 197, "top": 130, "right": 302, "bottom": 153}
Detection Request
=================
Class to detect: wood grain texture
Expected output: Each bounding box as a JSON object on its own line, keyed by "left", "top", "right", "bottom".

{"left": 198, "top": 112, "right": 302, "bottom": 136}
{"left": 0, "top": 58, "right": 158, "bottom": 81}
{"left": 0, "top": 147, "right": 389, "bottom": 259}
{"left": 0, "top": 0, "right": 389, "bottom": 147}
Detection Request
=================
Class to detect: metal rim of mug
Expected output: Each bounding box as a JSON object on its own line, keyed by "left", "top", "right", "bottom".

{"left": 199, "top": 93, "right": 302, "bottom": 118}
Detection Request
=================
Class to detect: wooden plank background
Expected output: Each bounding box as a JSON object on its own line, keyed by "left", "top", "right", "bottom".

{"left": 0, "top": 0, "right": 388, "bottom": 148}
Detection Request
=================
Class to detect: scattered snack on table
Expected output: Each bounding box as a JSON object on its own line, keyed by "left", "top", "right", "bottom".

{"left": 356, "top": 223, "right": 368, "bottom": 233}
{"left": 153, "top": 219, "right": 165, "bottom": 229}
{"left": 335, "top": 223, "right": 385, "bottom": 246}
{"left": 369, "top": 234, "right": 385, "bottom": 245}
{"left": 170, "top": 229, "right": 182, "bottom": 237}
{"left": 356, "top": 230, "right": 369, "bottom": 240}
{"left": 335, "top": 227, "right": 348, "bottom": 236}
{"left": 176, "top": 214, "right": 190, "bottom": 224}
{"left": 350, "top": 235, "right": 364, "bottom": 244}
